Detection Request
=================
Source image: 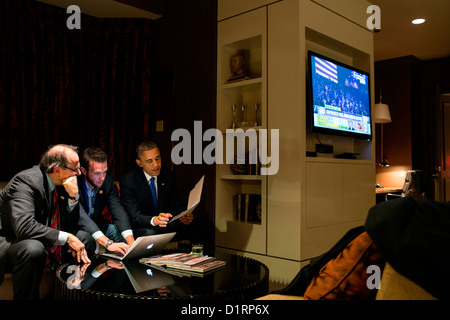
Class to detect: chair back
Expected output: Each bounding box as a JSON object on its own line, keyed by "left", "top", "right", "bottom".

{"left": 402, "top": 170, "right": 425, "bottom": 198}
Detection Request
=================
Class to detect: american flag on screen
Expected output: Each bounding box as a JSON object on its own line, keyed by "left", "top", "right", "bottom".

{"left": 315, "top": 57, "right": 338, "bottom": 83}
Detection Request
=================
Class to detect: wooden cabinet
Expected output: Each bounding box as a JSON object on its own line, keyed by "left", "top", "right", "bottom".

{"left": 305, "top": 160, "right": 374, "bottom": 229}
{"left": 216, "top": 0, "right": 375, "bottom": 284}
{"left": 215, "top": 7, "right": 268, "bottom": 254}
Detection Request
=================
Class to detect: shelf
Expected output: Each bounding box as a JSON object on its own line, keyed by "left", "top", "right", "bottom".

{"left": 230, "top": 219, "right": 261, "bottom": 225}
{"left": 221, "top": 174, "right": 264, "bottom": 181}
{"left": 223, "top": 126, "right": 264, "bottom": 132}
{"left": 216, "top": 6, "right": 268, "bottom": 255}
{"left": 305, "top": 156, "right": 373, "bottom": 165}
{"left": 219, "top": 81, "right": 264, "bottom": 131}
{"left": 221, "top": 77, "right": 263, "bottom": 89}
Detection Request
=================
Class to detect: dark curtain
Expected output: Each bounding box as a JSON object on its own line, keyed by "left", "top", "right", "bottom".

{"left": 0, "top": 0, "right": 153, "bottom": 180}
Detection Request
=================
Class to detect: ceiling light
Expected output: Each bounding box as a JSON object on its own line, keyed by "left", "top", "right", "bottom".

{"left": 412, "top": 18, "right": 426, "bottom": 25}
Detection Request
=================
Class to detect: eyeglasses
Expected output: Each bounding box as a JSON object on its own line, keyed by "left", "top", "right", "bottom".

{"left": 62, "top": 165, "right": 81, "bottom": 173}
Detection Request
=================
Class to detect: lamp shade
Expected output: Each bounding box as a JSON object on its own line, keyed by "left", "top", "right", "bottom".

{"left": 374, "top": 103, "right": 391, "bottom": 123}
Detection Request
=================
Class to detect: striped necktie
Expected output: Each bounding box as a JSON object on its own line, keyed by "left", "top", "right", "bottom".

{"left": 47, "top": 188, "right": 61, "bottom": 268}
{"left": 149, "top": 177, "right": 157, "bottom": 213}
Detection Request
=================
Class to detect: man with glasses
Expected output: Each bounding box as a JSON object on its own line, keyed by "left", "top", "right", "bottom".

{"left": 77, "top": 147, "right": 134, "bottom": 254}
{"left": 0, "top": 144, "right": 94, "bottom": 299}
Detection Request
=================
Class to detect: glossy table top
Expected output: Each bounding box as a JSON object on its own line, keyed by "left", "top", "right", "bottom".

{"left": 55, "top": 251, "right": 269, "bottom": 300}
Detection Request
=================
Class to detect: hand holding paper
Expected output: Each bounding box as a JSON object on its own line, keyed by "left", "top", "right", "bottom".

{"left": 169, "top": 176, "right": 204, "bottom": 224}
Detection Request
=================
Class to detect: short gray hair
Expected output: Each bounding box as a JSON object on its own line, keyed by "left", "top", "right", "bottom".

{"left": 39, "top": 144, "right": 79, "bottom": 173}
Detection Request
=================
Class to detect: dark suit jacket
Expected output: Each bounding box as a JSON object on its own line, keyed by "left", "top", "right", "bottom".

{"left": 119, "top": 167, "right": 185, "bottom": 230}
{"left": 0, "top": 165, "right": 82, "bottom": 285}
{"left": 77, "top": 175, "right": 132, "bottom": 235}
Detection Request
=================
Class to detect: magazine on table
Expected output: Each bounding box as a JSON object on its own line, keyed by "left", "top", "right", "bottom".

{"left": 167, "top": 259, "right": 226, "bottom": 273}
{"left": 140, "top": 253, "right": 214, "bottom": 266}
{"left": 140, "top": 253, "right": 226, "bottom": 274}
{"left": 146, "top": 262, "right": 226, "bottom": 278}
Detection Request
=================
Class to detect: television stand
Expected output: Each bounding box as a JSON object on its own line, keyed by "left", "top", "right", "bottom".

{"left": 335, "top": 152, "right": 360, "bottom": 159}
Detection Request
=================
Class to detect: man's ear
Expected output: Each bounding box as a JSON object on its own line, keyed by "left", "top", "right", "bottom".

{"left": 81, "top": 167, "right": 87, "bottom": 175}
{"left": 53, "top": 165, "right": 61, "bottom": 175}
{"left": 136, "top": 159, "right": 143, "bottom": 168}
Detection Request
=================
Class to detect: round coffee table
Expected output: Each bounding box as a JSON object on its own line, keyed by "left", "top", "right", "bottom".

{"left": 55, "top": 251, "right": 269, "bottom": 300}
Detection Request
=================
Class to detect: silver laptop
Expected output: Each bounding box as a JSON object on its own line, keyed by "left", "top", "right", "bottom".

{"left": 122, "top": 260, "right": 175, "bottom": 293}
{"left": 101, "top": 232, "right": 176, "bottom": 260}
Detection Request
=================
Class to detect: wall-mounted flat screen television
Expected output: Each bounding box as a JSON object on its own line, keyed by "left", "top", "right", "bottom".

{"left": 307, "top": 50, "right": 372, "bottom": 140}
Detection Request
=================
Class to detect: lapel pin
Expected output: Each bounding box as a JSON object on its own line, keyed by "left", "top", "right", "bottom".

{"left": 99, "top": 190, "right": 103, "bottom": 194}
{"left": 60, "top": 196, "right": 65, "bottom": 200}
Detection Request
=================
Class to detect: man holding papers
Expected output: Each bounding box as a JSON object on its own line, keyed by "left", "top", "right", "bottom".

{"left": 120, "top": 141, "right": 196, "bottom": 240}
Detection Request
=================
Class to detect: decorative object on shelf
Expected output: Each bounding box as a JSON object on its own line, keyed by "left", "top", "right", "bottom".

{"left": 254, "top": 104, "right": 259, "bottom": 126}
{"left": 227, "top": 50, "right": 250, "bottom": 83}
{"left": 230, "top": 153, "right": 260, "bottom": 175}
{"left": 374, "top": 90, "right": 391, "bottom": 167}
{"left": 230, "top": 157, "right": 248, "bottom": 175}
{"left": 232, "top": 104, "right": 237, "bottom": 129}
{"left": 238, "top": 105, "right": 248, "bottom": 127}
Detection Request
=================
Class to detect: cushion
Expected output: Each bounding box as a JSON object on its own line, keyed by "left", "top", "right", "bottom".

{"left": 303, "top": 231, "right": 384, "bottom": 300}
{"left": 376, "top": 263, "right": 437, "bottom": 300}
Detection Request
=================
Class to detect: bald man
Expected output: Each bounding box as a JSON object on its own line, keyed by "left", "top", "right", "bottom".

{"left": 0, "top": 144, "right": 94, "bottom": 299}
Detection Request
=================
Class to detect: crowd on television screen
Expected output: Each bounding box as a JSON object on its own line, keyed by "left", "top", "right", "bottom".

{"left": 312, "top": 75, "right": 370, "bottom": 118}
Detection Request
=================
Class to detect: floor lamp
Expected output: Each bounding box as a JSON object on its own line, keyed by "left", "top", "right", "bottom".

{"left": 374, "top": 93, "right": 391, "bottom": 167}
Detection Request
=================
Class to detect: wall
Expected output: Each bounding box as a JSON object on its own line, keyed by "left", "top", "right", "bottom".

{"left": 374, "top": 56, "right": 421, "bottom": 188}
{"left": 0, "top": 0, "right": 218, "bottom": 247}
{"left": 150, "top": 0, "right": 217, "bottom": 248}
{"left": 416, "top": 57, "right": 450, "bottom": 198}
{"left": 0, "top": 0, "right": 153, "bottom": 180}
{"left": 375, "top": 55, "right": 450, "bottom": 198}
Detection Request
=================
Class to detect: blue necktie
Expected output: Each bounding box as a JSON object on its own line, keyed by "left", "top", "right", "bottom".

{"left": 88, "top": 189, "right": 97, "bottom": 217}
{"left": 150, "top": 177, "right": 157, "bottom": 213}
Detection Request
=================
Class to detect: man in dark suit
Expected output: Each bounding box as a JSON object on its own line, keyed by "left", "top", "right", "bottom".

{"left": 77, "top": 147, "right": 135, "bottom": 252}
{"left": 0, "top": 144, "right": 94, "bottom": 299}
{"left": 120, "top": 141, "right": 193, "bottom": 239}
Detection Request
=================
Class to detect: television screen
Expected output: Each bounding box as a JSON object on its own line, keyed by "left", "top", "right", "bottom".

{"left": 307, "top": 51, "right": 372, "bottom": 140}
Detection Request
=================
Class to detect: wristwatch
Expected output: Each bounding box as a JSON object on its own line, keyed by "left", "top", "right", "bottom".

{"left": 68, "top": 194, "right": 80, "bottom": 201}
{"left": 105, "top": 239, "right": 113, "bottom": 250}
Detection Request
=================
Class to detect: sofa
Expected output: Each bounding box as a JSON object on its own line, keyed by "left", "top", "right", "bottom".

{"left": 259, "top": 196, "right": 449, "bottom": 300}
{"left": 257, "top": 262, "right": 436, "bottom": 300}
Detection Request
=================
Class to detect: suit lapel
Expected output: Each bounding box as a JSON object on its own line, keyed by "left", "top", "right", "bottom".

{"left": 39, "top": 166, "right": 52, "bottom": 212}
{"left": 136, "top": 169, "right": 152, "bottom": 196}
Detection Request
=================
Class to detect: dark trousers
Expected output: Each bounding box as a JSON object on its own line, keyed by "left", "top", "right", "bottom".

{"left": 6, "top": 230, "right": 95, "bottom": 300}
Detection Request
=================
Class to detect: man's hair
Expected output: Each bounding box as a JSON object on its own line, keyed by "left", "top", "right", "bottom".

{"left": 81, "top": 147, "right": 108, "bottom": 170}
{"left": 136, "top": 141, "right": 159, "bottom": 160}
{"left": 39, "top": 144, "right": 79, "bottom": 174}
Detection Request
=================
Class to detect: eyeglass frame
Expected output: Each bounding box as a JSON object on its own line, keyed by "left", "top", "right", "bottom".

{"left": 61, "top": 164, "right": 81, "bottom": 173}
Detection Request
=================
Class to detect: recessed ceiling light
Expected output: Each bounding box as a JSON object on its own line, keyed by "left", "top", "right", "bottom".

{"left": 412, "top": 18, "right": 426, "bottom": 25}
